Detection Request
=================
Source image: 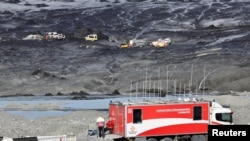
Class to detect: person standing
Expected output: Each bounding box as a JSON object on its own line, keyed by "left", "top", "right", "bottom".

{"left": 96, "top": 116, "right": 105, "bottom": 138}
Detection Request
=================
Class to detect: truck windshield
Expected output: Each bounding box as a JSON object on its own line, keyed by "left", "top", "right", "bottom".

{"left": 215, "top": 113, "right": 233, "bottom": 123}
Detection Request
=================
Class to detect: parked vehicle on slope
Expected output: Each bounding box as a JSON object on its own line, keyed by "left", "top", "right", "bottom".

{"left": 129, "top": 39, "right": 146, "bottom": 48}
{"left": 44, "top": 32, "right": 66, "bottom": 40}
{"left": 119, "top": 39, "right": 146, "bottom": 49}
{"left": 150, "top": 38, "right": 171, "bottom": 48}
{"left": 119, "top": 43, "right": 130, "bottom": 49}
{"left": 105, "top": 98, "right": 233, "bottom": 141}
{"left": 85, "top": 34, "right": 98, "bottom": 41}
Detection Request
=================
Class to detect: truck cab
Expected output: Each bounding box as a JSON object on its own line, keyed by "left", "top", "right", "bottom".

{"left": 209, "top": 100, "right": 233, "bottom": 125}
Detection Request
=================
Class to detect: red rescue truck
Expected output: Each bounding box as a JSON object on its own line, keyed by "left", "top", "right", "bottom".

{"left": 105, "top": 99, "right": 233, "bottom": 141}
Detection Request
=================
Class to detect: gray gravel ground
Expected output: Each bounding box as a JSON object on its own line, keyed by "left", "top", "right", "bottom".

{"left": 0, "top": 94, "right": 249, "bottom": 141}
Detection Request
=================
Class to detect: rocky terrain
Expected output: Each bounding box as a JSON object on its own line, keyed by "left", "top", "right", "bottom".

{"left": 0, "top": 0, "right": 250, "bottom": 96}
{"left": 0, "top": 0, "right": 250, "bottom": 140}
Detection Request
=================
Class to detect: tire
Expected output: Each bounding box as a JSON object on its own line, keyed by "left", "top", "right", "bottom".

{"left": 147, "top": 138, "right": 158, "bottom": 141}
{"left": 191, "top": 135, "right": 206, "bottom": 141}
{"left": 204, "top": 135, "right": 208, "bottom": 141}
{"left": 160, "top": 137, "right": 173, "bottom": 141}
{"left": 191, "top": 135, "right": 198, "bottom": 141}
{"left": 197, "top": 135, "right": 206, "bottom": 141}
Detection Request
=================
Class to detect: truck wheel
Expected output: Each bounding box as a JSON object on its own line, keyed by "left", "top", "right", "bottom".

{"left": 204, "top": 135, "right": 208, "bottom": 141}
{"left": 191, "top": 135, "right": 206, "bottom": 141}
{"left": 191, "top": 135, "right": 198, "bottom": 141}
{"left": 197, "top": 135, "right": 206, "bottom": 141}
{"left": 160, "top": 137, "right": 173, "bottom": 141}
{"left": 147, "top": 138, "right": 157, "bottom": 141}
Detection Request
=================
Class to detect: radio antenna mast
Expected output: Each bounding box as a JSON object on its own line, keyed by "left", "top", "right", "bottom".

{"left": 203, "top": 65, "right": 206, "bottom": 100}
{"left": 130, "top": 80, "right": 133, "bottom": 101}
{"left": 166, "top": 66, "right": 169, "bottom": 100}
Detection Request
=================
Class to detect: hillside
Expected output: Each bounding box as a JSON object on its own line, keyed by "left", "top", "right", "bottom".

{"left": 0, "top": 0, "right": 250, "bottom": 96}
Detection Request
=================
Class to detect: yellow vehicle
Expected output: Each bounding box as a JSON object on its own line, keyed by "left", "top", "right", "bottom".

{"left": 85, "top": 34, "right": 98, "bottom": 41}
{"left": 119, "top": 43, "right": 130, "bottom": 48}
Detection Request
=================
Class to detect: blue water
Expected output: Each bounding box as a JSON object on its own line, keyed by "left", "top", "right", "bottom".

{"left": 0, "top": 95, "right": 156, "bottom": 119}
{"left": 0, "top": 94, "right": 216, "bottom": 120}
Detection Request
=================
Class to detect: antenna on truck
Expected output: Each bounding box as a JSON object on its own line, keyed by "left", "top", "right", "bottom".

{"left": 130, "top": 80, "right": 133, "bottom": 101}
{"left": 166, "top": 65, "right": 169, "bottom": 101}
{"left": 158, "top": 67, "right": 161, "bottom": 99}
{"left": 190, "top": 64, "right": 193, "bottom": 95}
{"left": 203, "top": 65, "right": 206, "bottom": 100}
{"left": 136, "top": 81, "right": 138, "bottom": 100}
{"left": 145, "top": 67, "right": 148, "bottom": 99}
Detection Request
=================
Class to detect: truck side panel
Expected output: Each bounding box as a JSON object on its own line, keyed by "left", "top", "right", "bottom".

{"left": 125, "top": 102, "right": 209, "bottom": 137}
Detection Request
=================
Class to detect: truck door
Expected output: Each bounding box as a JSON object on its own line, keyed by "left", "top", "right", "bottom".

{"left": 126, "top": 107, "right": 143, "bottom": 137}
{"left": 114, "top": 105, "right": 125, "bottom": 136}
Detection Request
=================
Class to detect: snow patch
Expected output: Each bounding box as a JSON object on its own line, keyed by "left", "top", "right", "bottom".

{"left": 206, "top": 32, "right": 250, "bottom": 46}
{"left": 200, "top": 18, "right": 243, "bottom": 28}
{"left": 196, "top": 47, "right": 222, "bottom": 57}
